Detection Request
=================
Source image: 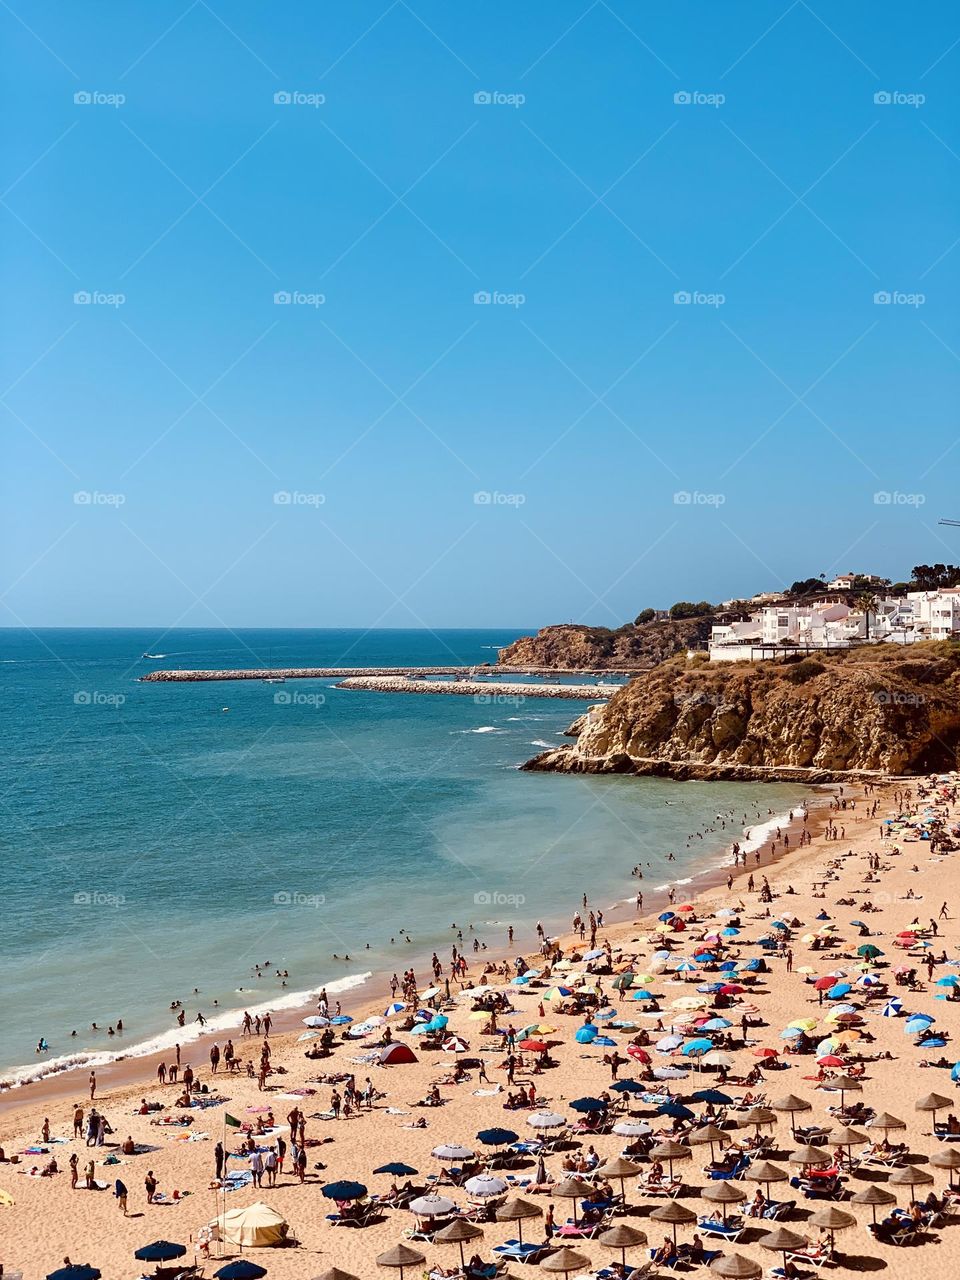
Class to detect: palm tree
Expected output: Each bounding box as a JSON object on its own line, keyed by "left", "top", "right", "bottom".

{"left": 854, "top": 592, "right": 878, "bottom": 641}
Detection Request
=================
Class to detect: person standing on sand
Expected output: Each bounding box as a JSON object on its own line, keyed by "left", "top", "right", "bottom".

{"left": 69, "top": 1152, "right": 78, "bottom": 1189}
{"left": 214, "top": 1141, "right": 224, "bottom": 1181}
{"left": 115, "top": 1178, "right": 128, "bottom": 1215}
{"left": 145, "top": 1170, "right": 157, "bottom": 1203}
{"left": 210, "top": 1043, "right": 220, "bottom": 1073}
{"left": 941, "top": 902, "right": 949, "bottom": 919}
{"left": 73, "top": 1105, "right": 83, "bottom": 1138}
{"left": 88, "top": 1071, "right": 96, "bottom": 1099}
{"left": 157, "top": 1062, "right": 166, "bottom": 1084}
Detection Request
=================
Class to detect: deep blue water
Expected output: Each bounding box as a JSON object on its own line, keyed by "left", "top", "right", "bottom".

{"left": 0, "top": 628, "right": 809, "bottom": 1081}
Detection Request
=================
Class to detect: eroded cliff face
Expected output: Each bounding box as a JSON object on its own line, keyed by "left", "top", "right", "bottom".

{"left": 524, "top": 647, "right": 960, "bottom": 779}
{"left": 498, "top": 618, "right": 715, "bottom": 669}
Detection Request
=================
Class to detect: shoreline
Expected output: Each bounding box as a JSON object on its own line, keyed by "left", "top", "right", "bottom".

{"left": 0, "top": 786, "right": 825, "bottom": 1116}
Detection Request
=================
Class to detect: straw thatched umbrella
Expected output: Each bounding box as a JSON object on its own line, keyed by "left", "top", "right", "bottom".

{"left": 788, "top": 1144, "right": 832, "bottom": 1167}
{"left": 916, "top": 1092, "right": 954, "bottom": 1126}
{"left": 771, "top": 1094, "right": 812, "bottom": 1137}
{"left": 313, "top": 1271, "right": 361, "bottom": 1280}
{"left": 598, "top": 1224, "right": 648, "bottom": 1271}
{"left": 869, "top": 1111, "right": 906, "bottom": 1134}
{"left": 496, "top": 1196, "right": 542, "bottom": 1245}
{"left": 829, "top": 1125, "right": 869, "bottom": 1171}
{"left": 824, "top": 1075, "right": 861, "bottom": 1110}
{"left": 888, "top": 1164, "right": 934, "bottom": 1197}
{"left": 537, "top": 1248, "right": 591, "bottom": 1276}
{"left": 376, "top": 1246, "right": 425, "bottom": 1280}
{"left": 597, "top": 1156, "right": 643, "bottom": 1198}
{"left": 700, "top": 1181, "right": 746, "bottom": 1224}
{"left": 744, "top": 1106, "right": 777, "bottom": 1131}
{"left": 809, "top": 1206, "right": 856, "bottom": 1251}
{"left": 649, "top": 1139, "right": 690, "bottom": 1179}
{"left": 931, "top": 1146, "right": 960, "bottom": 1188}
{"left": 434, "top": 1220, "right": 484, "bottom": 1271}
{"left": 649, "top": 1200, "right": 696, "bottom": 1244}
{"left": 687, "top": 1124, "right": 727, "bottom": 1161}
{"left": 851, "top": 1184, "right": 897, "bottom": 1223}
{"left": 743, "top": 1160, "right": 789, "bottom": 1198}
{"left": 758, "top": 1227, "right": 808, "bottom": 1273}
{"left": 709, "top": 1254, "right": 762, "bottom": 1279}
{"left": 551, "top": 1177, "right": 595, "bottom": 1225}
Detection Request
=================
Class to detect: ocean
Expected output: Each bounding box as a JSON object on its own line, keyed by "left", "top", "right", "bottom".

{"left": 0, "top": 628, "right": 811, "bottom": 1086}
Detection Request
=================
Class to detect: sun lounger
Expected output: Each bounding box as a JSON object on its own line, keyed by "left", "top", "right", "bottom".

{"left": 697, "top": 1217, "right": 744, "bottom": 1241}
{"left": 761, "top": 1198, "right": 796, "bottom": 1220}
{"left": 786, "top": 1244, "right": 831, "bottom": 1268}
{"left": 637, "top": 1177, "right": 683, "bottom": 1198}
{"left": 492, "top": 1241, "right": 547, "bottom": 1264}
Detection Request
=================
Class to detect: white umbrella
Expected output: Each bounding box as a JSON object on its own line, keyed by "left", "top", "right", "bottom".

{"left": 303, "top": 1015, "right": 329, "bottom": 1027}
{"left": 527, "top": 1112, "right": 566, "bottom": 1129}
{"left": 431, "top": 1144, "right": 474, "bottom": 1162}
{"left": 613, "top": 1121, "right": 653, "bottom": 1137}
{"left": 464, "top": 1174, "right": 508, "bottom": 1198}
{"left": 409, "top": 1194, "right": 456, "bottom": 1217}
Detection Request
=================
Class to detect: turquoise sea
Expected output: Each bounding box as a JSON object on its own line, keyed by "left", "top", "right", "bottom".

{"left": 0, "top": 628, "right": 810, "bottom": 1085}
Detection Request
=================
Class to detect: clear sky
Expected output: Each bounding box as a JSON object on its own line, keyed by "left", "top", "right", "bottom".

{"left": 3, "top": 2, "right": 959, "bottom": 629}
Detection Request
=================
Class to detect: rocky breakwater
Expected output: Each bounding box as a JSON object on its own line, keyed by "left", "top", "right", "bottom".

{"left": 522, "top": 643, "right": 960, "bottom": 781}
{"left": 336, "top": 676, "right": 619, "bottom": 700}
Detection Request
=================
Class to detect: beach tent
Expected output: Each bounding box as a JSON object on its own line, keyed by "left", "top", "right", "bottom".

{"left": 214, "top": 1202, "right": 289, "bottom": 1248}
{"left": 371, "top": 1042, "right": 418, "bottom": 1065}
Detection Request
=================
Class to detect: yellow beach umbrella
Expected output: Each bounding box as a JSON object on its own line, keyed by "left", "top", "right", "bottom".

{"left": 672, "top": 996, "right": 708, "bottom": 1010}
{"left": 786, "top": 1018, "right": 818, "bottom": 1032}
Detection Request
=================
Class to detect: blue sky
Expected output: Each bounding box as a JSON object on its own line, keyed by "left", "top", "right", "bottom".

{"left": 3, "top": 2, "right": 959, "bottom": 628}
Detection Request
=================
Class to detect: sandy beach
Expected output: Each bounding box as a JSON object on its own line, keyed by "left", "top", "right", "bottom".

{"left": 5, "top": 776, "right": 960, "bottom": 1280}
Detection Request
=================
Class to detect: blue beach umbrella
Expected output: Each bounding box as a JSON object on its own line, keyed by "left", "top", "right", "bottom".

{"left": 214, "top": 1264, "right": 268, "bottom": 1280}
{"left": 676, "top": 961, "right": 698, "bottom": 973}
{"left": 384, "top": 1002, "right": 406, "bottom": 1016}
{"left": 595, "top": 1009, "right": 617, "bottom": 1021}
{"left": 658, "top": 1101, "right": 695, "bottom": 1120}
{"left": 322, "top": 1179, "right": 368, "bottom": 1201}
{"left": 700, "top": 1018, "right": 732, "bottom": 1031}
{"left": 575, "top": 1025, "right": 598, "bottom": 1044}
{"left": 721, "top": 927, "right": 740, "bottom": 937}
{"left": 698, "top": 983, "right": 724, "bottom": 994}
{"left": 659, "top": 912, "right": 676, "bottom": 922}
{"left": 781, "top": 1027, "right": 804, "bottom": 1039}
{"left": 134, "top": 1243, "right": 187, "bottom": 1264}
{"left": 951, "top": 1062, "right": 960, "bottom": 1082}
{"left": 593, "top": 1036, "right": 618, "bottom": 1047}
{"left": 770, "top": 922, "right": 789, "bottom": 932}
{"left": 329, "top": 1015, "right": 352, "bottom": 1025}
{"left": 920, "top": 1037, "right": 948, "bottom": 1048}
{"left": 692, "top": 1089, "right": 733, "bottom": 1104}
{"left": 611, "top": 1080, "right": 645, "bottom": 1094}
{"left": 374, "top": 1162, "right": 418, "bottom": 1175}
{"left": 826, "top": 983, "right": 851, "bottom": 999}
{"left": 570, "top": 1097, "right": 608, "bottom": 1113}
{"left": 718, "top": 961, "right": 739, "bottom": 971}
{"left": 906, "top": 1017, "right": 935, "bottom": 1034}
{"left": 477, "top": 1127, "right": 519, "bottom": 1147}
{"left": 630, "top": 990, "right": 654, "bottom": 1001}
{"left": 48, "top": 1269, "right": 101, "bottom": 1280}
{"left": 937, "top": 975, "right": 960, "bottom": 987}
{"left": 881, "top": 999, "right": 903, "bottom": 1017}
{"left": 682, "top": 1038, "right": 713, "bottom": 1056}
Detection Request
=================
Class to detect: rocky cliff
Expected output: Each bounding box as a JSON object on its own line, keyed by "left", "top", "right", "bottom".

{"left": 523, "top": 644, "right": 960, "bottom": 780}
{"left": 498, "top": 618, "right": 715, "bottom": 670}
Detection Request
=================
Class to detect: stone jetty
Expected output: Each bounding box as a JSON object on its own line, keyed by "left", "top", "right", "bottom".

{"left": 335, "top": 676, "right": 619, "bottom": 700}
{"left": 140, "top": 666, "right": 635, "bottom": 684}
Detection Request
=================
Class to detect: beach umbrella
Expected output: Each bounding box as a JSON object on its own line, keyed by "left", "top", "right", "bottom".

{"left": 744, "top": 1106, "right": 777, "bottom": 1131}
{"left": 373, "top": 1162, "right": 418, "bottom": 1176}
{"left": 831, "top": 1127, "right": 869, "bottom": 1164}
{"left": 691, "top": 1089, "right": 733, "bottom": 1105}
{"left": 47, "top": 1271, "right": 100, "bottom": 1280}
{"left": 627, "top": 1045, "right": 652, "bottom": 1063}
{"left": 813, "top": 977, "right": 836, "bottom": 991}
{"left": 630, "top": 990, "right": 655, "bottom": 1001}
{"left": 869, "top": 1112, "right": 906, "bottom": 1133}
{"left": 809, "top": 1206, "right": 856, "bottom": 1250}
{"left": 434, "top": 1219, "right": 484, "bottom": 1269}
{"left": 701, "top": 1181, "right": 746, "bottom": 1223}
{"left": 703, "top": 1050, "right": 733, "bottom": 1068}
{"left": 682, "top": 1038, "right": 713, "bottom": 1057}
{"left": 916, "top": 1092, "right": 953, "bottom": 1122}
{"left": 321, "top": 1180, "right": 367, "bottom": 1202}
{"left": 851, "top": 1184, "right": 897, "bottom": 1223}
{"left": 597, "top": 1156, "right": 643, "bottom": 1196}
{"left": 574, "top": 1025, "right": 598, "bottom": 1044}
{"left": 476, "top": 1127, "right": 519, "bottom": 1148}
{"left": 743, "top": 1161, "right": 788, "bottom": 1197}
{"left": 906, "top": 1016, "right": 936, "bottom": 1035}
{"left": 936, "top": 975, "right": 960, "bottom": 988}
{"left": 442, "top": 1035, "right": 468, "bottom": 1053}
{"left": 657, "top": 1101, "right": 695, "bottom": 1123}
{"left": 384, "top": 1002, "right": 406, "bottom": 1016}
{"left": 857, "top": 945, "right": 882, "bottom": 958}
{"left": 214, "top": 1265, "right": 267, "bottom": 1280}
{"left": 519, "top": 1039, "right": 548, "bottom": 1052}
{"left": 569, "top": 1096, "right": 607, "bottom": 1113}
{"left": 881, "top": 999, "right": 903, "bottom": 1017}
{"left": 771, "top": 1094, "right": 812, "bottom": 1135}
{"left": 613, "top": 1120, "right": 653, "bottom": 1138}
{"left": 303, "top": 1015, "right": 329, "bottom": 1027}
{"left": 613, "top": 973, "right": 636, "bottom": 990}
{"left": 134, "top": 1243, "right": 188, "bottom": 1264}
{"left": 431, "top": 1145, "right": 474, "bottom": 1164}
{"left": 376, "top": 1246, "right": 425, "bottom": 1280}
{"left": 699, "top": 1019, "right": 733, "bottom": 1032}
{"left": 408, "top": 1194, "right": 456, "bottom": 1217}
{"left": 758, "top": 1227, "right": 808, "bottom": 1273}
{"left": 687, "top": 1123, "right": 727, "bottom": 1160}
{"left": 823, "top": 1074, "right": 861, "bottom": 1109}
{"left": 527, "top": 1111, "right": 565, "bottom": 1130}
{"left": 931, "top": 1147, "right": 960, "bottom": 1187}
{"left": 889, "top": 1164, "right": 934, "bottom": 1192}
{"left": 313, "top": 1271, "right": 360, "bottom": 1280}
{"left": 495, "top": 1196, "right": 542, "bottom": 1244}
{"left": 611, "top": 1079, "right": 646, "bottom": 1095}
{"left": 552, "top": 1176, "right": 595, "bottom": 1224}
{"left": 464, "top": 1174, "right": 508, "bottom": 1199}
{"left": 650, "top": 1139, "right": 690, "bottom": 1178}
{"left": 598, "top": 1223, "right": 648, "bottom": 1270}
{"left": 537, "top": 1248, "right": 591, "bottom": 1276}
{"left": 649, "top": 1200, "right": 697, "bottom": 1243}
{"left": 789, "top": 1145, "right": 832, "bottom": 1167}
{"left": 709, "top": 1254, "right": 761, "bottom": 1280}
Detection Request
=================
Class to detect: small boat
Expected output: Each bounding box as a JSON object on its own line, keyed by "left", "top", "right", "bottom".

{"left": 142, "top": 652, "right": 165, "bottom": 659}
{"left": 263, "top": 677, "right": 286, "bottom": 684}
